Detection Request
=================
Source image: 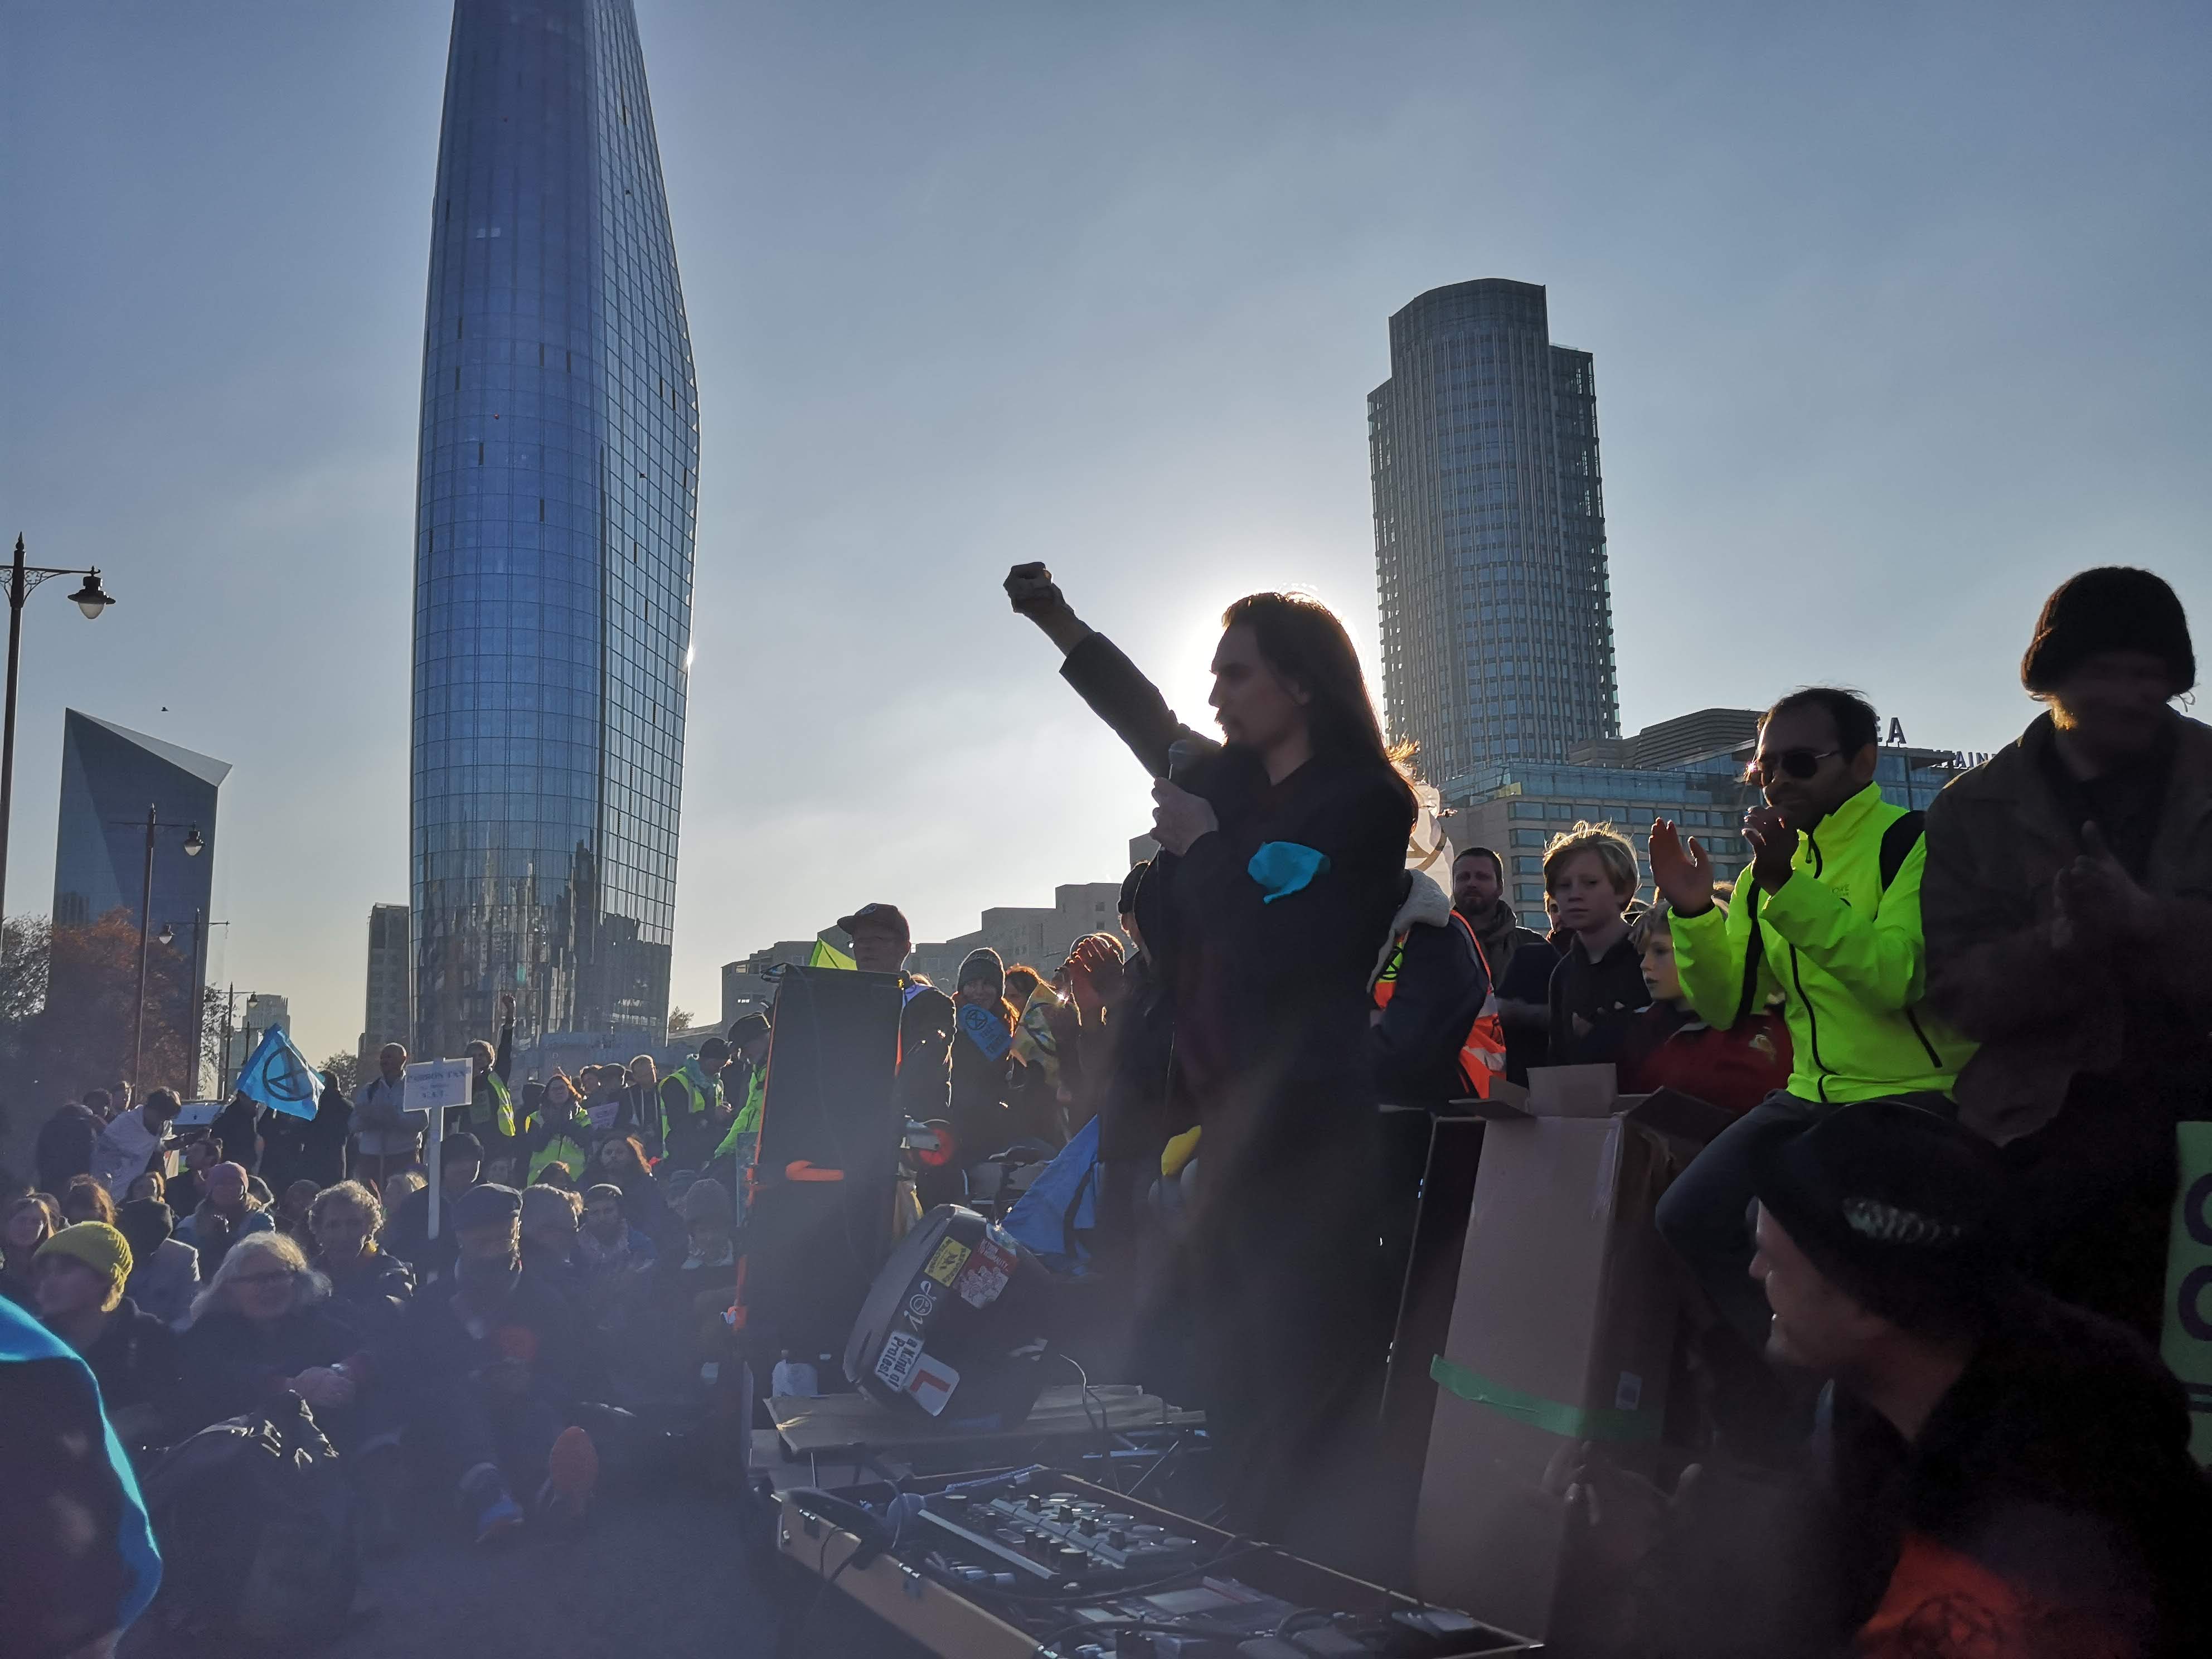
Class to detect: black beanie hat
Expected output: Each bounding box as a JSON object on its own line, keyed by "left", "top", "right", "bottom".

{"left": 2021, "top": 566, "right": 2195, "bottom": 696}
{"left": 957, "top": 948, "right": 1005, "bottom": 1000}
{"left": 1750, "top": 1099, "right": 2017, "bottom": 1336}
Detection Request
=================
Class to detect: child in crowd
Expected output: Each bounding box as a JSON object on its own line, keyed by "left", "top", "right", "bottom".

{"left": 1622, "top": 896, "right": 1791, "bottom": 1114}
{"left": 1543, "top": 822, "right": 1648, "bottom": 1067}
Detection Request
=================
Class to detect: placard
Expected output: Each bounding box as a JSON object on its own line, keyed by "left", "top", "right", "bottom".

{"left": 403, "top": 1058, "right": 475, "bottom": 1114}
{"left": 2160, "top": 1123, "right": 2212, "bottom": 1464}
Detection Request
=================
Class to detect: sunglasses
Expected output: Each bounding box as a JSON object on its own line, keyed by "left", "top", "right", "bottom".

{"left": 1745, "top": 747, "right": 1838, "bottom": 785}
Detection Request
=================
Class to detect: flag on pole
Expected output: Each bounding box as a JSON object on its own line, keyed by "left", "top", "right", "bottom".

{"left": 233, "top": 1023, "right": 323, "bottom": 1120}
{"left": 808, "top": 936, "right": 856, "bottom": 971}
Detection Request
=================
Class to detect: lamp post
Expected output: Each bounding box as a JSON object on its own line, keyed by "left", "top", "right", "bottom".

{"left": 130, "top": 804, "right": 203, "bottom": 1086}
{"left": 160, "top": 910, "right": 228, "bottom": 1097}
{"left": 0, "top": 536, "right": 115, "bottom": 940}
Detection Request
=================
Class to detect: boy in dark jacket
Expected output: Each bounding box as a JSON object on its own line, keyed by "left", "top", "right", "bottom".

{"left": 1543, "top": 822, "right": 1648, "bottom": 1066}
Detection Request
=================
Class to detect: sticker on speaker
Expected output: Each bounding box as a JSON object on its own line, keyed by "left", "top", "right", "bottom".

{"left": 874, "top": 1330, "right": 923, "bottom": 1390}
{"left": 906, "top": 1352, "right": 961, "bottom": 1417}
{"left": 955, "top": 1253, "right": 1009, "bottom": 1309}
{"left": 924, "top": 1238, "right": 972, "bottom": 1286}
{"left": 905, "top": 1277, "right": 941, "bottom": 1322}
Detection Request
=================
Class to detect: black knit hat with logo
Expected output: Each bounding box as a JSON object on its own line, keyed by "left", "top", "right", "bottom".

{"left": 1750, "top": 1099, "right": 2018, "bottom": 1336}
{"left": 2021, "top": 566, "right": 2195, "bottom": 696}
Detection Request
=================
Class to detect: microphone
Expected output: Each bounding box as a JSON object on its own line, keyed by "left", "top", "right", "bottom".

{"left": 1163, "top": 733, "right": 1220, "bottom": 786}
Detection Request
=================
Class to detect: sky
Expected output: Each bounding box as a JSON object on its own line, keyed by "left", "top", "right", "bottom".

{"left": 2, "top": 1, "right": 2206, "bottom": 1068}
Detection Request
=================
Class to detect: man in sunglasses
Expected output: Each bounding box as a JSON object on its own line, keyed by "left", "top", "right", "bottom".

{"left": 1646, "top": 687, "right": 1968, "bottom": 1374}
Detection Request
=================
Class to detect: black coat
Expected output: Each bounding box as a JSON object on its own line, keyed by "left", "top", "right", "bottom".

{"left": 1547, "top": 926, "right": 1650, "bottom": 1069}
{"left": 384, "top": 1184, "right": 462, "bottom": 1283}
{"left": 74, "top": 1296, "right": 182, "bottom": 1419}
{"left": 321, "top": 1246, "right": 414, "bottom": 1344}
{"left": 1059, "top": 632, "right": 1412, "bottom": 1546}
{"left": 36, "top": 1104, "right": 103, "bottom": 1194}
{"left": 210, "top": 1096, "right": 265, "bottom": 1175}
{"left": 176, "top": 1303, "right": 362, "bottom": 1439}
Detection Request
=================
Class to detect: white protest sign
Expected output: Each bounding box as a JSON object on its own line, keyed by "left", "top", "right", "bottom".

{"left": 406, "top": 1058, "right": 476, "bottom": 1240}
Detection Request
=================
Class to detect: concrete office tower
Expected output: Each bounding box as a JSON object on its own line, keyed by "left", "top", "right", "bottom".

{"left": 52, "top": 711, "right": 227, "bottom": 934}
{"left": 410, "top": 0, "right": 700, "bottom": 1059}
{"left": 1369, "top": 279, "right": 1618, "bottom": 795}
{"left": 361, "top": 903, "right": 412, "bottom": 1063}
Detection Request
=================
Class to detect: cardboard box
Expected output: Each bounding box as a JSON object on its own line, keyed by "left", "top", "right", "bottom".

{"left": 1411, "top": 1065, "right": 1731, "bottom": 1645}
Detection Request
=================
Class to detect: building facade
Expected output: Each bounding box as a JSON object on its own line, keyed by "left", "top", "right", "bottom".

{"left": 1440, "top": 709, "right": 1967, "bottom": 919}
{"left": 361, "top": 903, "right": 412, "bottom": 1063}
{"left": 1369, "top": 279, "right": 1618, "bottom": 797}
{"left": 52, "top": 711, "right": 228, "bottom": 935}
{"left": 410, "top": 0, "right": 701, "bottom": 1060}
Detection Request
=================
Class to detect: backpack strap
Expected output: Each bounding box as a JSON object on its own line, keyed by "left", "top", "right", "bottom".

{"left": 1879, "top": 809, "right": 1925, "bottom": 892}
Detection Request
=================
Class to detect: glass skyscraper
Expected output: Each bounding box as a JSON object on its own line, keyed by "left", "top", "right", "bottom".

{"left": 1369, "top": 279, "right": 1618, "bottom": 799}
{"left": 411, "top": 0, "right": 699, "bottom": 1060}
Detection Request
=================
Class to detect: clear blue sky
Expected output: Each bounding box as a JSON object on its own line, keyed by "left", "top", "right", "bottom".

{"left": 3, "top": 1, "right": 2206, "bottom": 1066}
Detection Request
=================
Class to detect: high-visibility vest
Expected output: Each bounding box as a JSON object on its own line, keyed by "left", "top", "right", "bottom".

{"left": 1371, "top": 912, "right": 1508, "bottom": 1099}
{"left": 473, "top": 1070, "right": 515, "bottom": 1138}
{"left": 530, "top": 1129, "right": 588, "bottom": 1184}
{"left": 671, "top": 1061, "right": 717, "bottom": 1118}
{"left": 712, "top": 1072, "right": 766, "bottom": 1163}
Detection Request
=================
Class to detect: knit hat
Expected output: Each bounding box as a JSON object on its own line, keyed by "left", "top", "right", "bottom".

{"left": 37, "top": 1221, "right": 134, "bottom": 1313}
{"left": 2021, "top": 566, "right": 2195, "bottom": 695}
{"left": 681, "top": 1176, "right": 734, "bottom": 1228}
{"left": 115, "top": 1199, "right": 174, "bottom": 1260}
{"left": 1749, "top": 1099, "right": 2016, "bottom": 1336}
{"left": 957, "top": 948, "right": 1005, "bottom": 1000}
{"left": 443, "top": 1131, "right": 485, "bottom": 1166}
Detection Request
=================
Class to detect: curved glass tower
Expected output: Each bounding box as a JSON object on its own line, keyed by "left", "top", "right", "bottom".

{"left": 411, "top": 0, "right": 698, "bottom": 1059}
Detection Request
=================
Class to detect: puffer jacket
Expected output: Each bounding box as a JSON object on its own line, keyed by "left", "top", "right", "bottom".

{"left": 1672, "top": 782, "right": 1970, "bottom": 1103}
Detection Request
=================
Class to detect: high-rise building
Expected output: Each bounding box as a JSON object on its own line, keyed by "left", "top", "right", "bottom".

{"left": 361, "top": 903, "right": 411, "bottom": 1063}
{"left": 410, "top": 0, "right": 701, "bottom": 1060}
{"left": 52, "top": 711, "right": 227, "bottom": 935}
{"left": 1369, "top": 279, "right": 1618, "bottom": 797}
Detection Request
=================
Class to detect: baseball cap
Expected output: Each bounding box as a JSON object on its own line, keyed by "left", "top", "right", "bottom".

{"left": 837, "top": 903, "right": 911, "bottom": 940}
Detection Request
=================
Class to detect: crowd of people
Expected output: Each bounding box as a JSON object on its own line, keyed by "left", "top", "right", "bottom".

{"left": 3, "top": 559, "right": 2208, "bottom": 1657}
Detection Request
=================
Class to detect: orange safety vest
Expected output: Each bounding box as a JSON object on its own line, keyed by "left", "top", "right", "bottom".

{"left": 1372, "top": 912, "right": 1508, "bottom": 1099}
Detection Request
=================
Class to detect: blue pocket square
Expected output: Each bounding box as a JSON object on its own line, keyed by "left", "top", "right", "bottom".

{"left": 1248, "top": 841, "right": 1331, "bottom": 903}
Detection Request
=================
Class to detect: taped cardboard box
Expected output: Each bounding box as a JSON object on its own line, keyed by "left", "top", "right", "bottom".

{"left": 1411, "top": 1065, "right": 1732, "bottom": 1646}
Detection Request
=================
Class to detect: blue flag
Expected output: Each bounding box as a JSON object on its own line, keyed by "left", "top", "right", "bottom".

{"left": 234, "top": 1023, "right": 322, "bottom": 1120}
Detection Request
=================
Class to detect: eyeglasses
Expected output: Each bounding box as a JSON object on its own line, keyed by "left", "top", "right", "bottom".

{"left": 1745, "top": 748, "right": 1838, "bottom": 784}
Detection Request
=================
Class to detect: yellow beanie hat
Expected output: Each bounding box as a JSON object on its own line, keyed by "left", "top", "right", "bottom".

{"left": 37, "top": 1221, "right": 134, "bottom": 1313}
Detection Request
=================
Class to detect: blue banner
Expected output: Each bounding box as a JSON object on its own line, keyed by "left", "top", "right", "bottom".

{"left": 234, "top": 1023, "right": 322, "bottom": 1120}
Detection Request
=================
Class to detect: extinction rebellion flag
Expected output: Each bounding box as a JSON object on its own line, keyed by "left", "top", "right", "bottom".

{"left": 233, "top": 1023, "right": 323, "bottom": 1121}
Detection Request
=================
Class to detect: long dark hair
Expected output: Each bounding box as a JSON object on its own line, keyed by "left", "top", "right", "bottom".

{"left": 1220, "top": 591, "right": 1410, "bottom": 802}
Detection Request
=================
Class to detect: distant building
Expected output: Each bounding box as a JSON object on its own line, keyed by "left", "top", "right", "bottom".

{"left": 720, "top": 939, "right": 823, "bottom": 1030}
{"left": 909, "top": 884, "right": 1128, "bottom": 988}
{"left": 1440, "top": 707, "right": 1967, "bottom": 917}
{"left": 361, "top": 904, "right": 412, "bottom": 1063}
{"left": 410, "top": 0, "right": 701, "bottom": 1060}
{"left": 53, "top": 711, "right": 229, "bottom": 934}
{"left": 1369, "top": 279, "right": 1618, "bottom": 794}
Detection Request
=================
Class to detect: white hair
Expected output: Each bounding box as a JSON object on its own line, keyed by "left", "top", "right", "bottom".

{"left": 188, "top": 1229, "right": 330, "bottom": 1326}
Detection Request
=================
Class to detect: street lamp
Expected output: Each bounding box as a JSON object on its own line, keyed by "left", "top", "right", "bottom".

{"left": 129, "top": 803, "right": 203, "bottom": 1087}
{"left": 0, "top": 536, "right": 118, "bottom": 939}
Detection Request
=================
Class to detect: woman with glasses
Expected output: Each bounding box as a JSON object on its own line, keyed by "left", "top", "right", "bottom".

{"left": 177, "top": 1231, "right": 367, "bottom": 1446}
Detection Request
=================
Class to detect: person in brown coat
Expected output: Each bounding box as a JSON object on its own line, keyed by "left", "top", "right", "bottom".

{"left": 1922, "top": 566, "right": 2212, "bottom": 1335}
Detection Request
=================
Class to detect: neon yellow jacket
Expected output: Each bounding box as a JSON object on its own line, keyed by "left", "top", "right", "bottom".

{"left": 1672, "top": 783, "right": 1972, "bottom": 1104}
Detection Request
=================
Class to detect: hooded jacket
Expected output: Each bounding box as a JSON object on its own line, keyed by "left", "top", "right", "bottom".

{"left": 1370, "top": 870, "right": 1493, "bottom": 1104}
{"left": 1672, "top": 782, "right": 1970, "bottom": 1103}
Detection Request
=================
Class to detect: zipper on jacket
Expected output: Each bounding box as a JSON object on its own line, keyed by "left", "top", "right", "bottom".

{"left": 1788, "top": 942, "right": 1832, "bottom": 1103}
{"left": 1903, "top": 1006, "right": 1943, "bottom": 1070}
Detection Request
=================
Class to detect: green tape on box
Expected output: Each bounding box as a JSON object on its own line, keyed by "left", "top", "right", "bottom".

{"left": 1429, "top": 1354, "right": 1661, "bottom": 1443}
{"left": 2160, "top": 1123, "right": 2212, "bottom": 1466}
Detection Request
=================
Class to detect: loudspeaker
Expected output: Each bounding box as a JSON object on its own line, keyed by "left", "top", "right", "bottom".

{"left": 738, "top": 966, "right": 908, "bottom": 1364}
{"left": 757, "top": 965, "right": 905, "bottom": 1177}
{"left": 844, "top": 1205, "right": 1056, "bottom": 1427}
